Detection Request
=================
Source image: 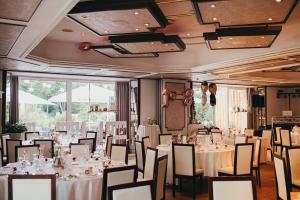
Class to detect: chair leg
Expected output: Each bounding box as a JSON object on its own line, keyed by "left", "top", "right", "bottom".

{"left": 258, "top": 168, "right": 261, "bottom": 187}
{"left": 193, "top": 177, "right": 196, "bottom": 200}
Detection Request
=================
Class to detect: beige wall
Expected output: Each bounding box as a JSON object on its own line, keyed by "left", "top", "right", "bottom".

{"left": 140, "top": 79, "right": 158, "bottom": 123}
{"left": 266, "top": 87, "right": 300, "bottom": 125}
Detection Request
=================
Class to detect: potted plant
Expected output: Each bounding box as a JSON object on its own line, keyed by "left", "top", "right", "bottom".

{"left": 5, "top": 122, "right": 27, "bottom": 140}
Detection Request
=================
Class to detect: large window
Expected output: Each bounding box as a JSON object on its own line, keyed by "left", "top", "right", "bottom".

{"left": 194, "top": 83, "right": 248, "bottom": 130}
{"left": 18, "top": 79, "right": 66, "bottom": 131}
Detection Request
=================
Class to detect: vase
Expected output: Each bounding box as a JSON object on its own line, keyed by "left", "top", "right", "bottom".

{"left": 9, "top": 132, "right": 24, "bottom": 140}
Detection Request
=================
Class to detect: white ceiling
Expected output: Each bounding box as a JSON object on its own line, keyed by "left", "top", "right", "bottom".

{"left": 1, "top": 0, "right": 300, "bottom": 86}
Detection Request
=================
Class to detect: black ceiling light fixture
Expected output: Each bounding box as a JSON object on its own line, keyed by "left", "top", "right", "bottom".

{"left": 91, "top": 45, "right": 159, "bottom": 58}
{"left": 68, "top": 0, "right": 168, "bottom": 36}
{"left": 192, "top": 0, "right": 299, "bottom": 27}
{"left": 203, "top": 26, "right": 282, "bottom": 50}
{"left": 109, "top": 33, "right": 186, "bottom": 54}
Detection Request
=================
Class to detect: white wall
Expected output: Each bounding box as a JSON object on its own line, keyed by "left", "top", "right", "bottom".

{"left": 266, "top": 87, "right": 300, "bottom": 125}
{"left": 139, "top": 79, "right": 158, "bottom": 123}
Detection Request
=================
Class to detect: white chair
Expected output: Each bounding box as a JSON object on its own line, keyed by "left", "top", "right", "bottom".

{"left": 281, "top": 130, "right": 300, "bottom": 155}
{"left": 108, "top": 180, "right": 152, "bottom": 200}
{"left": 8, "top": 175, "right": 56, "bottom": 200}
{"left": 286, "top": 147, "right": 300, "bottom": 189}
{"left": 208, "top": 176, "right": 257, "bottom": 200}
{"left": 111, "top": 144, "right": 128, "bottom": 164}
{"left": 252, "top": 139, "right": 261, "bottom": 186}
{"left": 79, "top": 138, "right": 95, "bottom": 153}
{"left": 234, "top": 135, "right": 247, "bottom": 144}
{"left": 25, "top": 132, "right": 40, "bottom": 140}
{"left": 70, "top": 144, "right": 89, "bottom": 158}
{"left": 154, "top": 155, "right": 168, "bottom": 200}
{"left": 244, "top": 129, "right": 254, "bottom": 137}
{"left": 16, "top": 145, "right": 40, "bottom": 161}
{"left": 86, "top": 131, "right": 97, "bottom": 141}
{"left": 172, "top": 144, "right": 204, "bottom": 199}
{"left": 273, "top": 155, "right": 300, "bottom": 200}
{"left": 262, "top": 130, "right": 272, "bottom": 154}
{"left": 6, "top": 139, "right": 22, "bottom": 163}
{"left": 34, "top": 140, "right": 54, "bottom": 158}
{"left": 158, "top": 134, "right": 172, "bottom": 145}
{"left": 1, "top": 134, "right": 10, "bottom": 158}
{"left": 274, "top": 127, "right": 282, "bottom": 154}
{"left": 102, "top": 165, "right": 137, "bottom": 200}
{"left": 106, "top": 136, "right": 113, "bottom": 158}
{"left": 135, "top": 141, "right": 145, "bottom": 173}
{"left": 211, "top": 132, "right": 222, "bottom": 144}
{"left": 140, "top": 148, "right": 158, "bottom": 181}
{"left": 142, "top": 136, "right": 151, "bottom": 156}
{"left": 8, "top": 174, "right": 56, "bottom": 200}
{"left": 218, "top": 143, "right": 254, "bottom": 176}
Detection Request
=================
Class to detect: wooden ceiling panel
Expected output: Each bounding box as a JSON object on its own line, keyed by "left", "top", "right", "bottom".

{"left": 194, "top": 0, "right": 298, "bottom": 27}
{"left": 0, "top": 0, "right": 42, "bottom": 22}
{"left": 156, "top": 0, "right": 194, "bottom": 17}
{"left": 0, "top": 23, "right": 25, "bottom": 56}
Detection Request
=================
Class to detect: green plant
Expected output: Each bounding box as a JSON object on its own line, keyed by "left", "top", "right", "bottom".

{"left": 5, "top": 122, "right": 27, "bottom": 133}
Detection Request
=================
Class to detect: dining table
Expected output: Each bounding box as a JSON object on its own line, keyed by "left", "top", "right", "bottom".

{"left": 0, "top": 154, "right": 125, "bottom": 200}
{"left": 156, "top": 144, "right": 235, "bottom": 184}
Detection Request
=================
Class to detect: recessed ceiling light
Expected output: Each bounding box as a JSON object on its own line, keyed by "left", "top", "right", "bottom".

{"left": 164, "top": 44, "right": 169, "bottom": 47}
{"left": 135, "top": 28, "right": 139, "bottom": 31}
{"left": 218, "top": 47, "right": 222, "bottom": 48}
{"left": 134, "top": 11, "right": 139, "bottom": 15}
{"left": 217, "top": 40, "right": 221, "bottom": 43}
{"left": 213, "top": 17, "right": 218, "bottom": 21}
{"left": 276, "top": 0, "right": 282, "bottom": 2}
{"left": 261, "top": 36, "right": 265, "bottom": 39}
{"left": 145, "top": 23, "right": 149, "bottom": 26}
{"left": 150, "top": 42, "right": 154, "bottom": 45}
{"left": 268, "top": 18, "right": 273, "bottom": 21}
{"left": 257, "top": 44, "right": 262, "bottom": 47}
{"left": 104, "top": 30, "right": 109, "bottom": 34}
{"left": 210, "top": 5, "right": 216, "bottom": 8}
{"left": 186, "top": 33, "right": 191, "bottom": 36}
{"left": 62, "top": 29, "right": 73, "bottom": 33}
{"left": 229, "top": 37, "right": 233, "bottom": 40}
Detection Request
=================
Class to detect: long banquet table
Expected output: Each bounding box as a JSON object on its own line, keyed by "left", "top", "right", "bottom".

{"left": 157, "top": 144, "right": 235, "bottom": 184}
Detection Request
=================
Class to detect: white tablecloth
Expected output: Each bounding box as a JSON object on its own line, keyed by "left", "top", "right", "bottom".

{"left": 157, "top": 144, "right": 234, "bottom": 184}
{"left": 0, "top": 175, "right": 103, "bottom": 200}
{"left": 137, "top": 125, "right": 160, "bottom": 147}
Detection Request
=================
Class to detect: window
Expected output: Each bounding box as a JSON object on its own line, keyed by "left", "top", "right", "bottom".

{"left": 18, "top": 79, "right": 66, "bottom": 131}
{"left": 194, "top": 89, "right": 214, "bottom": 128}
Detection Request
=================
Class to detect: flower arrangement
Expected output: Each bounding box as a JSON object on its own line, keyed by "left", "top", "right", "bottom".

{"left": 5, "top": 122, "right": 27, "bottom": 133}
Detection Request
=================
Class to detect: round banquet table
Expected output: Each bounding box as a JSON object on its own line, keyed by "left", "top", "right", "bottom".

{"left": 137, "top": 125, "right": 160, "bottom": 147}
{"left": 156, "top": 144, "right": 234, "bottom": 184}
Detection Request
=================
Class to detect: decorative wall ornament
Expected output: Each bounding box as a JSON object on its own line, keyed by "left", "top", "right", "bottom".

{"left": 162, "top": 87, "right": 170, "bottom": 108}
{"left": 184, "top": 88, "right": 194, "bottom": 106}
{"left": 201, "top": 81, "right": 208, "bottom": 105}
{"left": 209, "top": 83, "right": 217, "bottom": 106}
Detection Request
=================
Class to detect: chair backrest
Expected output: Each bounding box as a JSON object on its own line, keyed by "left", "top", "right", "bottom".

{"left": 244, "top": 129, "right": 254, "bottom": 137}
{"left": 16, "top": 145, "right": 40, "bottom": 161}
{"left": 34, "top": 140, "right": 54, "bottom": 158}
{"left": 286, "top": 147, "right": 300, "bottom": 189}
{"left": 142, "top": 136, "right": 151, "bottom": 156}
{"left": 281, "top": 130, "right": 291, "bottom": 147}
{"left": 211, "top": 132, "right": 222, "bottom": 144}
{"left": 134, "top": 141, "right": 145, "bottom": 172}
{"left": 172, "top": 144, "right": 195, "bottom": 176}
{"left": 108, "top": 180, "right": 153, "bottom": 200}
{"left": 234, "top": 144, "right": 254, "bottom": 175}
{"left": 6, "top": 139, "right": 22, "bottom": 163}
{"left": 79, "top": 138, "right": 95, "bottom": 153}
{"left": 253, "top": 139, "right": 261, "bottom": 166}
{"left": 273, "top": 155, "right": 290, "bottom": 200}
{"left": 0, "top": 148, "right": 2, "bottom": 167}
{"left": 106, "top": 136, "right": 113, "bottom": 157}
{"left": 144, "top": 148, "right": 158, "bottom": 180}
{"left": 275, "top": 127, "right": 282, "bottom": 142}
{"left": 111, "top": 144, "right": 128, "bottom": 164}
{"left": 70, "top": 144, "right": 89, "bottom": 158}
{"left": 159, "top": 134, "right": 172, "bottom": 145}
{"left": 234, "top": 135, "right": 247, "bottom": 144}
{"left": 154, "top": 155, "right": 168, "bottom": 200}
{"left": 208, "top": 176, "right": 257, "bottom": 200}
{"left": 25, "top": 132, "right": 40, "bottom": 140}
{"left": 55, "top": 122, "right": 67, "bottom": 132}
{"left": 262, "top": 130, "right": 272, "bottom": 148}
{"left": 102, "top": 165, "right": 137, "bottom": 200}
{"left": 86, "top": 131, "right": 97, "bottom": 139}
{"left": 8, "top": 174, "right": 56, "bottom": 200}
{"left": 1, "top": 134, "right": 10, "bottom": 156}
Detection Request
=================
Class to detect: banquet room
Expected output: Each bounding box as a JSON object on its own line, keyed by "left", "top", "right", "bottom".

{"left": 1, "top": 0, "right": 300, "bottom": 199}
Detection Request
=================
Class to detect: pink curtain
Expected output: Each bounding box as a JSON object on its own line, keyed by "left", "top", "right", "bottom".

{"left": 9, "top": 75, "right": 19, "bottom": 123}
